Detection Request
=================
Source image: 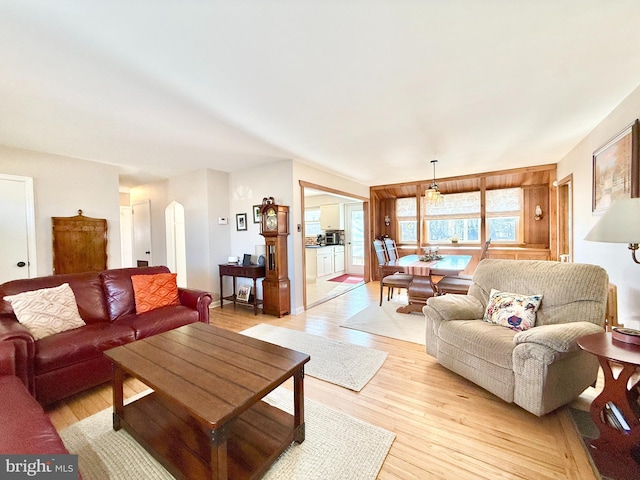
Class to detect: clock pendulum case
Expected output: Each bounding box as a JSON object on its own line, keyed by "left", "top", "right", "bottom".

{"left": 259, "top": 203, "right": 291, "bottom": 317}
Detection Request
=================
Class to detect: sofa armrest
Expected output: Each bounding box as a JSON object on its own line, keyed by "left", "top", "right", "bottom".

{"left": 0, "top": 342, "right": 17, "bottom": 376}
{"left": 0, "top": 317, "right": 35, "bottom": 392}
{"left": 0, "top": 315, "right": 34, "bottom": 343}
{"left": 178, "top": 288, "right": 213, "bottom": 324}
{"left": 423, "top": 294, "right": 485, "bottom": 356}
{"left": 424, "top": 294, "right": 485, "bottom": 322}
{"left": 514, "top": 322, "right": 604, "bottom": 353}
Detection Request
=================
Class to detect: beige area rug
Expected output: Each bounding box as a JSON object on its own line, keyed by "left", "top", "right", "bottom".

{"left": 60, "top": 387, "right": 395, "bottom": 480}
{"left": 240, "top": 324, "right": 387, "bottom": 391}
{"left": 340, "top": 299, "right": 426, "bottom": 345}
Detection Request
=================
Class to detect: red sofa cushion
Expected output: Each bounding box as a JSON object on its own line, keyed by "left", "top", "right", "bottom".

{"left": 100, "top": 266, "right": 170, "bottom": 320}
{"left": 114, "top": 305, "right": 199, "bottom": 339}
{"left": 0, "top": 375, "right": 69, "bottom": 454}
{"left": 35, "top": 323, "right": 135, "bottom": 374}
{"left": 0, "top": 271, "right": 108, "bottom": 324}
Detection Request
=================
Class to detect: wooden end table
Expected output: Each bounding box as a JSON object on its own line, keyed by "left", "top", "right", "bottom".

{"left": 104, "top": 323, "right": 310, "bottom": 480}
{"left": 219, "top": 263, "right": 265, "bottom": 315}
{"left": 577, "top": 332, "right": 640, "bottom": 479}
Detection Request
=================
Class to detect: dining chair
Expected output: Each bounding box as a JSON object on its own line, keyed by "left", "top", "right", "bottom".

{"left": 383, "top": 237, "right": 401, "bottom": 261}
{"left": 436, "top": 238, "right": 491, "bottom": 295}
{"left": 373, "top": 238, "right": 413, "bottom": 306}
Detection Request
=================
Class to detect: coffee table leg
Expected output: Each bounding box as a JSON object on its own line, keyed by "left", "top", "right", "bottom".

{"left": 293, "top": 366, "right": 305, "bottom": 443}
{"left": 209, "top": 425, "right": 229, "bottom": 480}
{"left": 112, "top": 364, "right": 124, "bottom": 431}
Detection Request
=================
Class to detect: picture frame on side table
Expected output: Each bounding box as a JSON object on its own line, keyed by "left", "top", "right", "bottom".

{"left": 592, "top": 119, "right": 640, "bottom": 214}
{"left": 236, "top": 213, "right": 247, "bottom": 231}
{"left": 237, "top": 285, "right": 251, "bottom": 302}
{"left": 252, "top": 205, "right": 262, "bottom": 223}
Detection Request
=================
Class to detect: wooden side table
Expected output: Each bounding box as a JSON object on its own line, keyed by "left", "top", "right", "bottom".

{"left": 577, "top": 332, "right": 640, "bottom": 479}
{"left": 219, "top": 263, "right": 265, "bottom": 315}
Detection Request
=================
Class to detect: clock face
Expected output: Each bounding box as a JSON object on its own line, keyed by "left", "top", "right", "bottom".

{"left": 265, "top": 208, "right": 277, "bottom": 231}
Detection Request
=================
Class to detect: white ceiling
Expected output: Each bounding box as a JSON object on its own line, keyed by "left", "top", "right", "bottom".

{"left": 2, "top": 1, "right": 640, "bottom": 188}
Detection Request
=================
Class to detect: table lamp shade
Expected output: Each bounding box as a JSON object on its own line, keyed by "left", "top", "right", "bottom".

{"left": 585, "top": 198, "right": 640, "bottom": 244}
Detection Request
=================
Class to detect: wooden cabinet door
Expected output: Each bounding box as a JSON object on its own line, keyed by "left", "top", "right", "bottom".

{"left": 52, "top": 211, "right": 107, "bottom": 274}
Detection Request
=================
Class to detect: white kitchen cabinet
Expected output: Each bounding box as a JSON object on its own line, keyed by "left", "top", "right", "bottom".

{"left": 333, "top": 245, "right": 345, "bottom": 273}
{"left": 305, "top": 248, "right": 318, "bottom": 283}
{"left": 316, "top": 246, "right": 334, "bottom": 277}
{"left": 320, "top": 204, "right": 343, "bottom": 230}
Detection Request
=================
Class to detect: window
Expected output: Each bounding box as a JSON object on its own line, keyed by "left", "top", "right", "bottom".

{"left": 486, "top": 188, "right": 522, "bottom": 242}
{"left": 304, "top": 208, "right": 322, "bottom": 236}
{"left": 423, "top": 192, "right": 480, "bottom": 243}
{"left": 396, "top": 197, "right": 418, "bottom": 244}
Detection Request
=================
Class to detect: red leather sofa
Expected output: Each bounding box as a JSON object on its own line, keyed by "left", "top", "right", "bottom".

{"left": 0, "top": 266, "right": 212, "bottom": 405}
{"left": 0, "top": 342, "right": 71, "bottom": 456}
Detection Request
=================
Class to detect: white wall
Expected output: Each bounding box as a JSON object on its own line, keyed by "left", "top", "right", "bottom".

{"left": 130, "top": 168, "right": 230, "bottom": 294}
{"left": 206, "top": 169, "right": 232, "bottom": 301}
{"left": 228, "top": 160, "right": 294, "bottom": 306}
{"left": 557, "top": 83, "right": 640, "bottom": 329}
{"left": 0, "top": 146, "right": 121, "bottom": 275}
{"left": 167, "top": 171, "right": 211, "bottom": 291}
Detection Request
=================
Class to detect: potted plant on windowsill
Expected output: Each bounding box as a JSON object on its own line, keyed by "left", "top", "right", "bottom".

{"left": 450, "top": 235, "right": 459, "bottom": 244}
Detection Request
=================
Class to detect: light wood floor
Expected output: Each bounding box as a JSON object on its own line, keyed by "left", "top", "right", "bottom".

{"left": 46, "top": 282, "right": 599, "bottom": 479}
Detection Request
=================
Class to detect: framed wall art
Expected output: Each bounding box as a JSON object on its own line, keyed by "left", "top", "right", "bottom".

{"left": 236, "top": 213, "right": 247, "bottom": 231}
{"left": 252, "top": 205, "right": 262, "bottom": 223}
{"left": 592, "top": 119, "right": 640, "bottom": 214}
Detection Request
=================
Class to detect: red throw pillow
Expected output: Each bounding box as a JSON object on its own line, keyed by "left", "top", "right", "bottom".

{"left": 131, "top": 273, "right": 180, "bottom": 314}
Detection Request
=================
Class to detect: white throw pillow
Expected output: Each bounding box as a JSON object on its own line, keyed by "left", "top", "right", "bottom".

{"left": 483, "top": 288, "right": 543, "bottom": 331}
{"left": 3, "top": 283, "right": 86, "bottom": 340}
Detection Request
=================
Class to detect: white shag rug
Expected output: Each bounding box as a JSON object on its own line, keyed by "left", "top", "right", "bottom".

{"left": 240, "top": 324, "right": 387, "bottom": 391}
{"left": 340, "top": 300, "right": 426, "bottom": 345}
{"left": 60, "top": 387, "right": 395, "bottom": 480}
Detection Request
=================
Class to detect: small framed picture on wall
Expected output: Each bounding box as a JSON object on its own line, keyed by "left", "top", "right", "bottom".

{"left": 236, "top": 213, "right": 247, "bottom": 231}
{"left": 253, "top": 205, "right": 262, "bottom": 223}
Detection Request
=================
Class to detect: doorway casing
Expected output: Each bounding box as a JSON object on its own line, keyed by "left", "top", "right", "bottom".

{"left": 300, "top": 180, "right": 369, "bottom": 310}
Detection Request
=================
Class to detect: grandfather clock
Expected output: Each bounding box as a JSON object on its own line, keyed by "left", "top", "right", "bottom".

{"left": 260, "top": 202, "right": 290, "bottom": 317}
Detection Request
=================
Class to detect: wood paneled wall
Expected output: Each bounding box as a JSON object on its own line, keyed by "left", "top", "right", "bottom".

{"left": 369, "top": 164, "right": 557, "bottom": 278}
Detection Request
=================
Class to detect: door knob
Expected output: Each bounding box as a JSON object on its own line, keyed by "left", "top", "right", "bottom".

{"left": 17, "top": 261, "right": 26, "bottom": 267}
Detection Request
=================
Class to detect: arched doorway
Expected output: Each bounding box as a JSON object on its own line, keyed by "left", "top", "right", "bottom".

{"left": 165, "top": 201, "right": 187, "bottom": 287}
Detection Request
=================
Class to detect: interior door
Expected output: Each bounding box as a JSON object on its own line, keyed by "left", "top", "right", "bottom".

{"left": 133, "top": 200, "right": 152, "bottom": 266}
{"left": 345, "top": 203, "right": 364, "bottom": 275}
{"left": 557, "top": 175, "right": 573, "bottom": 262}
{"left": 0, "top": 175, "right": 37, "bottom": 282}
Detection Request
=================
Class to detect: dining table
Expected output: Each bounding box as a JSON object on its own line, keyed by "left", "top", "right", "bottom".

{"left": 380, "top": 254, "right": 473, "bottom": 313}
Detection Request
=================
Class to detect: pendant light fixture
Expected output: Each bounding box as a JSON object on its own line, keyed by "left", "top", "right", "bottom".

{"left": 425, "top": 159, "right": 443, "bottom": 204}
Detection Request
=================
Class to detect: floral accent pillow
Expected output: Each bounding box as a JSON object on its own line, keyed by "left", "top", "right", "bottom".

{"left": 483, "top": 289, "right": 543, "bottom": 331}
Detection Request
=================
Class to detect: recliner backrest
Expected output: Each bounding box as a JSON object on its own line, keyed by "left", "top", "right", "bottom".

{"left": 468, "top": 259, "right": 608, "bottom": 327}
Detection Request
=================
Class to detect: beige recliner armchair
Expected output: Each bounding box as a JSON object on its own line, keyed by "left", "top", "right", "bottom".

{"left": 423, "top": 259, "right": 609, "bottom": 416}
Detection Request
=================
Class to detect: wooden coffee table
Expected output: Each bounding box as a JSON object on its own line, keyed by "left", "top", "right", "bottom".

{"left": 104, "top": 322, "right": 310, "bottom": 480}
